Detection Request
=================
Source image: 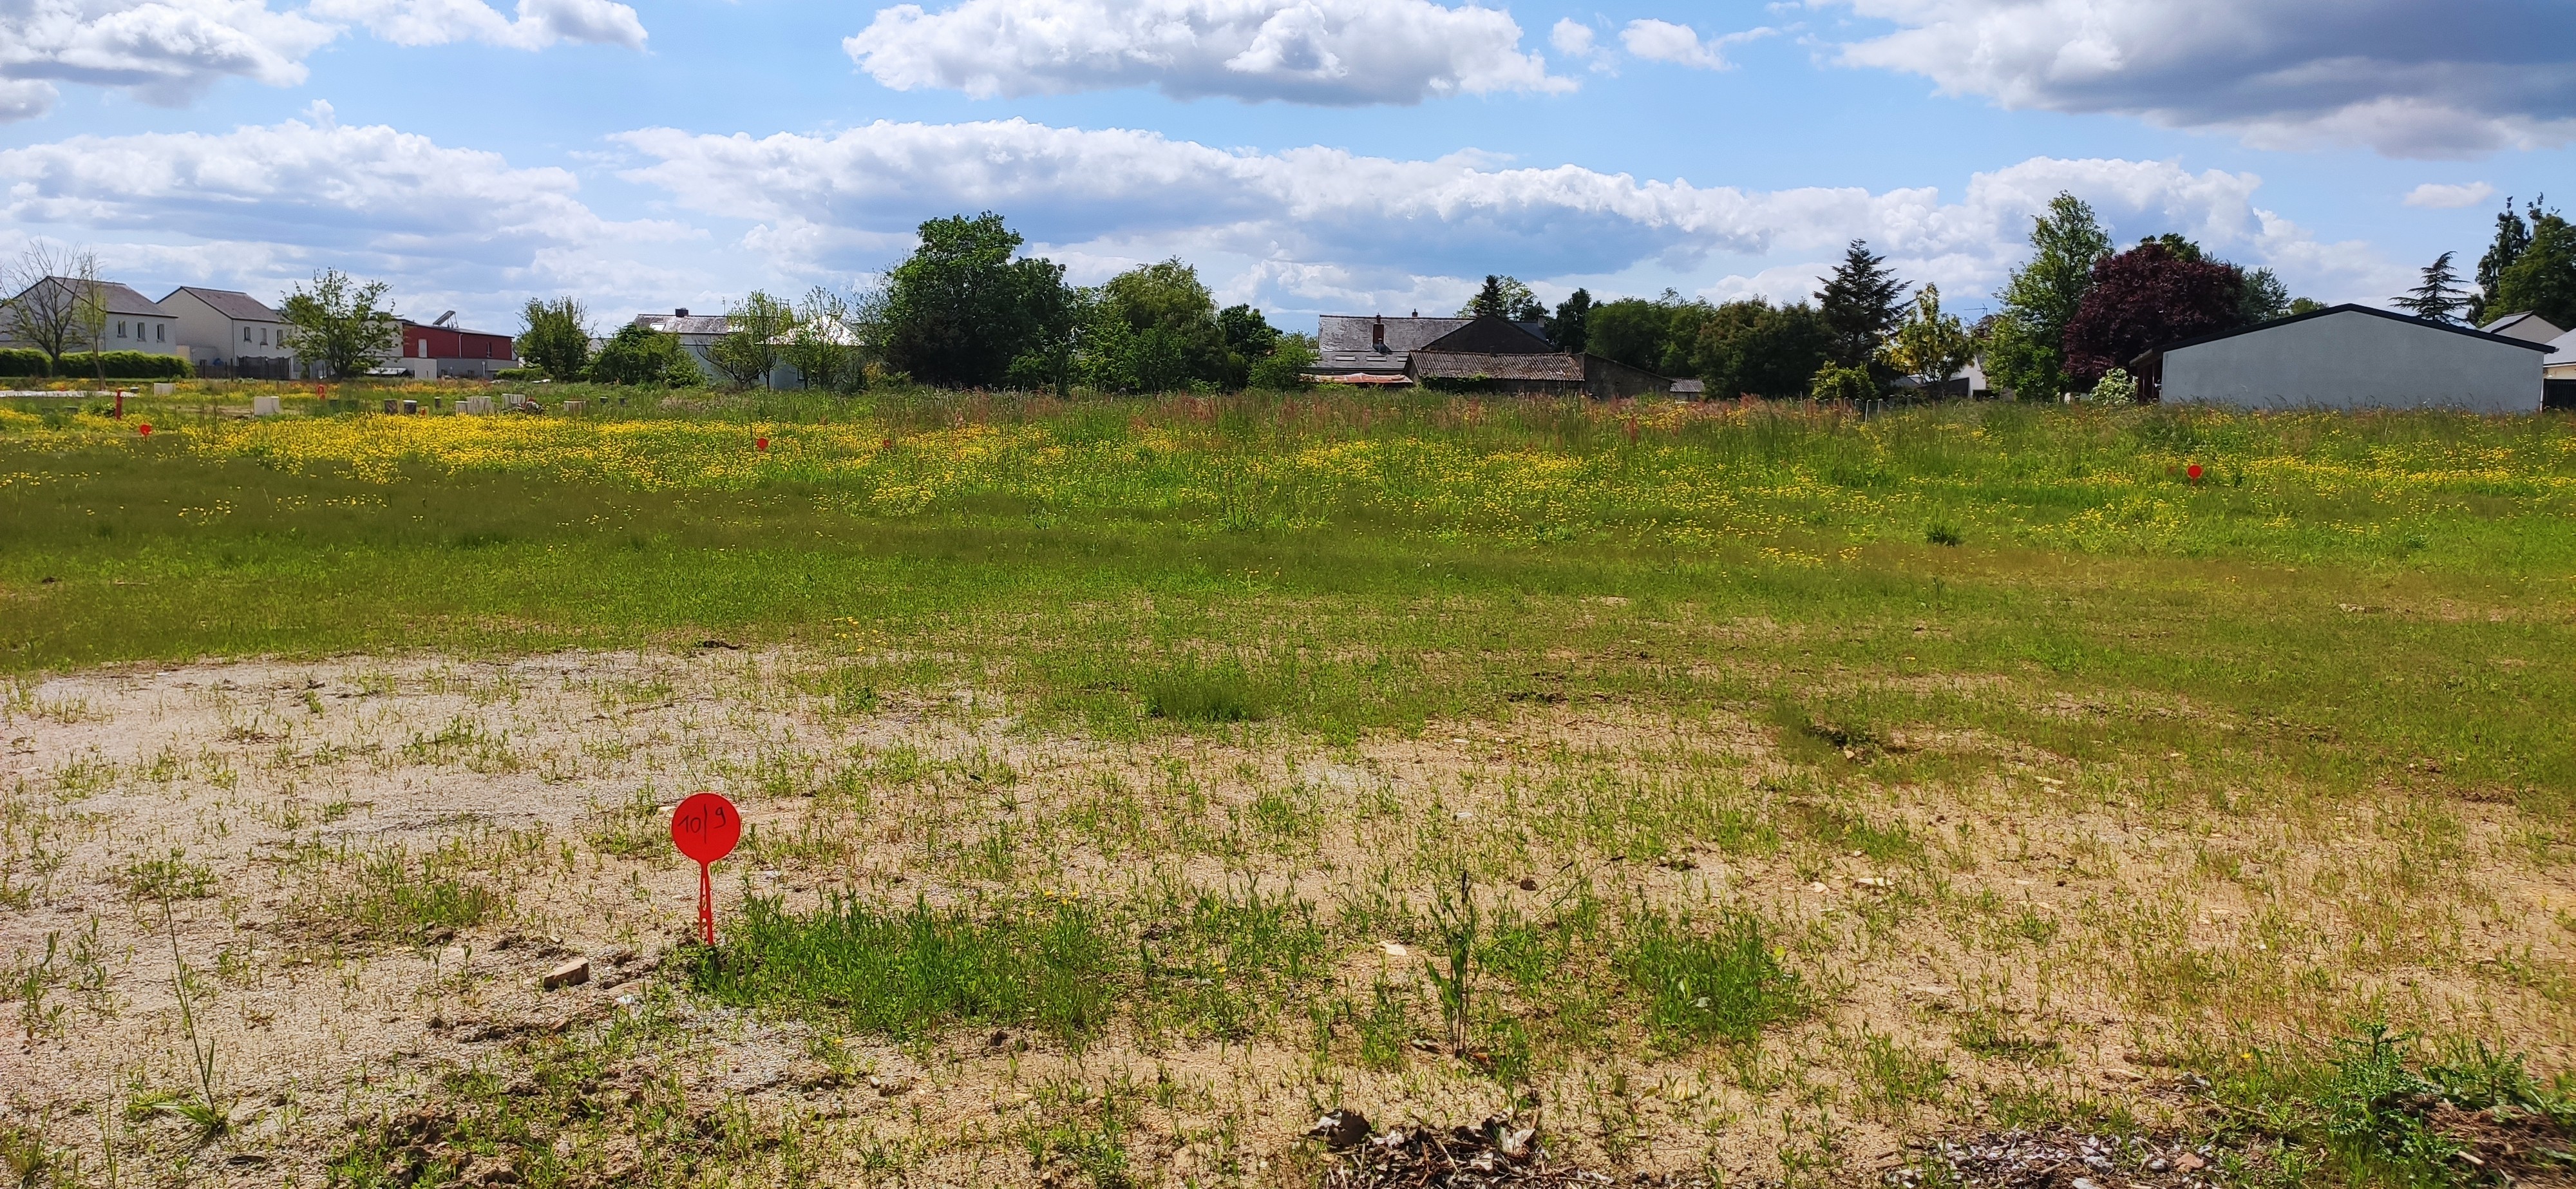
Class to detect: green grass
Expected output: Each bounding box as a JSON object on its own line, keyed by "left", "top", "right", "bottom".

{"left": 1616, "top": 909, "right": 1806, "bottom": 1049}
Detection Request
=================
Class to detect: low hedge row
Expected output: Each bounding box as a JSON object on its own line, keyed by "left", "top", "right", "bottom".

{"left": 0, "top": 350, "right": 194, "bottom": 380}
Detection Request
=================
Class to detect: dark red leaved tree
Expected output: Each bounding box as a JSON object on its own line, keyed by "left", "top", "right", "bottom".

{"left": 2061, "top": 241, "right": 2246, "bottom": 385}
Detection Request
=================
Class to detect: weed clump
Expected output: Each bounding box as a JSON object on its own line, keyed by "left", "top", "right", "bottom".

{"left": 1616, "top": 910, "right": 1804, "bottom": 1049}
{"left": 1141, "top": 661, "right": 1265, "bottom": 724}
{"left": 692, "top": 893, "right": 1118, "bottom": 1044}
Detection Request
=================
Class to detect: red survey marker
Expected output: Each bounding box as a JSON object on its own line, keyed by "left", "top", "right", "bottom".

{"left": 670, "top": 792, "right": 741, "bottom": 944}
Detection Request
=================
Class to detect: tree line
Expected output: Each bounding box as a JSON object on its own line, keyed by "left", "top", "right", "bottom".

{"left": 2390, "top": 197, "right": 2576, "bottom": 332}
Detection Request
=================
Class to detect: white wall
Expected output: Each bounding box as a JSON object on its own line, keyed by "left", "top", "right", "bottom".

{"left": 2163, "top": 311, "right": 2544, "bottom": 414}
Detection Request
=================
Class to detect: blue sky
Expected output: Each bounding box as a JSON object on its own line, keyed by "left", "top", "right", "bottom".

{"left": 4, "top": 0, "right": 2571, "bottom": 333}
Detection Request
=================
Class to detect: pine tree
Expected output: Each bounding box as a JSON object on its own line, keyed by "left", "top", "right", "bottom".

{"left": 2391, "top": 252, "right": 2467, "bottom": 323}
{"left": 1815, "top": 240, "right": 1908, "bottom": 368}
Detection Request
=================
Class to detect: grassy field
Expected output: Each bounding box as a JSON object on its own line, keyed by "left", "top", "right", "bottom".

{"left": 4, "top": 386, "right": 2575, "bottom": 1187}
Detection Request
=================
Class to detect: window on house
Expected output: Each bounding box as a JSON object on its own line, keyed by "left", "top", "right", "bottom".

{"left": 116, "top": 321, "right": 127, "bottom": 338}
{"left": 261, "top": 327, "right": 269, "bottom": 345}
{"left": 156, "top": 324, "right": 166, "bottom": 341}
{"left": 243, "top": 327, "right": 253, "bottom": 342}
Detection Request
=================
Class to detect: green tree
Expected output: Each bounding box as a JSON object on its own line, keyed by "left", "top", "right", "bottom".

{"left": 2490, "top": 204, "right": 2576, "bottom": 329}
{"left": 1218, "top": 303, "right": 1279, "bottom": 386}
{"left": 1097, "top": 258, "right": 1227, "bottom": 388}
{"left": 1247, "top": 334, "right": 1315, "bottom": 390}
{"left": 878, "top": 212, "right": 1074, "bottom": 388}
{"left": 708, "top": 290, "right": 795, "bottom": 388}
{"left": 589, "top": 323, "right": 700, "bottom": 386}
{"left": 1879, "top": 284, "right": 1976, "bottom": 393}
{"left": 515, "top": 297, "right": 591, "bottom": 379}
{"left": 1682, "top": 298, "right": 1833, "bottom": 398}
{"left": 279, "top": 269, "right": 400, "bottom": 381}
{"left": 1544, "top": 289, "right": 1592, "bottom": 352}
{"left": 1809, "top": 361, "right": 1873, "bottom": 403}
{"left": 1459, "top": 275, "right": 1543, "bottom": 321}
{"left": 2470, "top": 196, "right": 2534, "bottom": 325}
{"left": 2391, "top": 252, "right": 2468, "bottom": 323}
{"left": 1586, "top": 297, "right": 1681, "bottom": 374}
{"left": 2237, "top": 267, "right": 2291, "bottom": 324}
{"left": 782, "top": 288, "right": 864, "bottom": 392}
{"left": 1987, "top": 193, "right": 2112, "bottom": 401}
{"left": 1816, "top": 240, "right": 1909, "bottom": 370}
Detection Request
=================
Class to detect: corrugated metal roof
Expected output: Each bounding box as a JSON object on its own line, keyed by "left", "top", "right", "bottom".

{"left": 166, "top": 286, "right": 281, "bottom": 321}
{"left": 634, "top": 314, "right": 735, "bottom": 336}
{"left": 1408, "top": 351, "right": 1584, "bottom": 381}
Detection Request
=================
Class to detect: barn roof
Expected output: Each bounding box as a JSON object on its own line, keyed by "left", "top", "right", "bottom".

{"left": 1407, "top": 351, "right": 1585, "bottom": 382}
{"left": 2131, "top": 303, "right": 2553, "bottom": 370}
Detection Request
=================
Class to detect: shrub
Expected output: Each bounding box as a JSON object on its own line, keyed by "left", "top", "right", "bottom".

{"left": 55, "top": 351, "right": 191, "bottom": 379}
{"left": 0, "top": 348, "right": 47, "bottom": 377}
{"left": 1246, "top": 338, "right": 1316, "bottom": 390}
{"left": 2088, "top": 366, "right": 2140, "bottom": 404}
{"left": 1808, "top": 361, "right": 1875, "bottom": 403}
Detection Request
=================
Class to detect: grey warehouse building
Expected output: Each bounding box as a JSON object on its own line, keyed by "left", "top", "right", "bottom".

{"left": 2131, "top": 305, "right": 2551, "bottom": 415}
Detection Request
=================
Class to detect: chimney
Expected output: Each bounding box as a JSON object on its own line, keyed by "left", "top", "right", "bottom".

{"left": 1372, "top": 316, "right": 1385, "bottom": 350}
{"left": 675, "top": 307, "right": 690, "bottom": 318}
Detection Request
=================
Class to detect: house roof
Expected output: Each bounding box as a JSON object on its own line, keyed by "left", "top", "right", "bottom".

{"left": 18, "top": 277, "right": 166, "bottom": 317}
{"left": 1418, "top": 315, "right": 1555, "bottom": 355}
{"left": 633, "top": 313, "right": 734, "bottom": 336}
{"left": 2548, "top": 328, "right": 2575, "bottom": 368}
{"left": 400, "top": 318, "right": 511, "bottom": 338}
{"left": 1671, "top": 379, "right": 1707, "bottom": 394}
{"left": 1318, "top": 315, "right": 1470, "bottom": 357}
{"left": 164, "top": 286, "right": 280, "bottom": 321}
{"left": 2481, "top": 310, "right": 2567, "bottom": 343}
{"left": 2130, "top": 303, "right": 2555, "bottom": 369}
{"left": 1408, "top": 350, "right": 1585, "bottom": 382}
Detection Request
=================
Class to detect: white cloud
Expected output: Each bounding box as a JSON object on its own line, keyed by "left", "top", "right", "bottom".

{"left": 306, "top": 0, "right": 645, "bottom": 50}
{"left": 1550, "top": 18, "right": 1612, "bottom": 71}
{"left": 1829, "top": 0, "right": 2576, "bottom": 159}
{"left": 2401, "top": 181, "right": 2496, "bottom": 209}
{"left": 0, "top": 0, "right": 645, "bottom": 119}
{"left": 0, "top": 0, "right": 337, "bottom": 109}
{"left": 0, "top": 115, "right": 688, "bottom": 313}
{"left": 1620, "top": 19, "right": 1770, "bottom": 71}
{"left": 612, "top": 118, "right": 2400, "bottom": 312}
{"left": 842, "top": 0, "right": 1571, "bottom": 105}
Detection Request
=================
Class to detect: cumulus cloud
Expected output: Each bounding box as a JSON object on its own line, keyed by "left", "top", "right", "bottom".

{"left": 1549, "top": 18, "right": 1610, "bottom": 70}
{"left": 1829, "top": 0, "right": 2576, "bottom": 158}
{"left": 2402, "top": 181, "right": 2496, "bottom": 209}
{"left": 0, "top": 114, "right": 684, "bottom": 285}
{"left": 0, "top": 0, "right": 644, "bottom": 119}
{"left": 842, "top": 0, "right": 1571, "bottom": 105}
{"left": 612, "top": 118, "right": 2400, "bottom": 310}
{"left": 1620, "top": 19, "right": 1770, "bottom": 71}
{"left": 306, "top": 0, "right": 645, "bottom": 50}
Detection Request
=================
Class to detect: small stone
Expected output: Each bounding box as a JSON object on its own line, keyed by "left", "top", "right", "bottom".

{"left": 541, "top": 958, "right": 591, "bottom": 990}
{"left": 1518, "top": 877, "right": 1538, "bottom": 891}
{"left": 1379, "top": 940, "right": 1408, "bottom": 957}
{"left": 2173, "top": 1152, "right": 2205, "bottom": 1171}
{"left": 1497, "top": 1127, "right": 1535, "bottom": 1161}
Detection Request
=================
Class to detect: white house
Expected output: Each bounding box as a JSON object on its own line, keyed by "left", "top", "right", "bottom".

{"left": 2545, "top": 329, "right": 2575, "bottom": 410}
{"left": 2133, "top": 305, "right": 2549, "bottom": 414}
{"left": 629, "top": 309, "right": 730, "bottom": 380}
{"left": 2481, "top": 311, "right": 2566, "bottom": 345}
{"left": 0, "top": 277, "right": 180, "bottom": 355}
{"left": 160, "top": 286, "right": 294, "bottom": 377}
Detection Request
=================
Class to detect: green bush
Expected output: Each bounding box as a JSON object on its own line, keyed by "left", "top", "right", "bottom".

{"left": 55, "top": 351, "right": 191, "bottom": 380}
{"left": 0, "top": 348, "right": 47, "bottom": 377}
{"left": 1245, "top": 338, "right": 1316, "bottom": 390}
{"left": 1618, "top": 909, "right": 1805, "bottom": 1048}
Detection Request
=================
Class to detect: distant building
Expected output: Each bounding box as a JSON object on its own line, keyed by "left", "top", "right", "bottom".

{"left": 2131, "top": 305, "right": 2548, "bottom": 414}
{"left": 2544, "top": 329, "right": 2575, "bottom": 410}
{"left": 160, "top": 287, "right": 294, "bottom": 378}
{"left": 630, "top": 309, "right": 731, "bottom": 381}
{"left": 1312, "top": 313, "right": 1675, "bottom": 399}
{"left": 2481, "top": 311, "right": 2566, "bottom": 345}
{"left": 391, "top": 312, "right": 517, "bottom": 379}
{"left": 0, "top": 277, "right": 180, "bottom": 355}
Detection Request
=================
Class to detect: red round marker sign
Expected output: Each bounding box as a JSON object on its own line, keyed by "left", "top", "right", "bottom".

{"left": 2186, "top": 463, "right": 2203, "bottom": 484}
{"left": 670, "top": 792, "right": 741, "bottom": 944}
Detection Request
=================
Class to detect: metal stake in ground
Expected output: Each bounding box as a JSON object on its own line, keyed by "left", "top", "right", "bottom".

{"left": 670, "top": 792, "right": 741, "bottom": 944}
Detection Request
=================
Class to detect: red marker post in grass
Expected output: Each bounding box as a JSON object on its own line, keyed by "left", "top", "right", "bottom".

{"left": 670, "top": 792, "right": 741, "bottom": 945}
{"left": 136, "top": 424, "right": 151, "bottom": 436}
{"left": 2187, "top": 463, "right": 2204, "bottom": 484}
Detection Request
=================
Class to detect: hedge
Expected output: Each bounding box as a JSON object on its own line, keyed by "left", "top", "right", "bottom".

{"left": 0, "top": 348, "right": 47, "bottom": 377}
{"left": 53, "top": 352, "right": 193, "bottom": 380}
